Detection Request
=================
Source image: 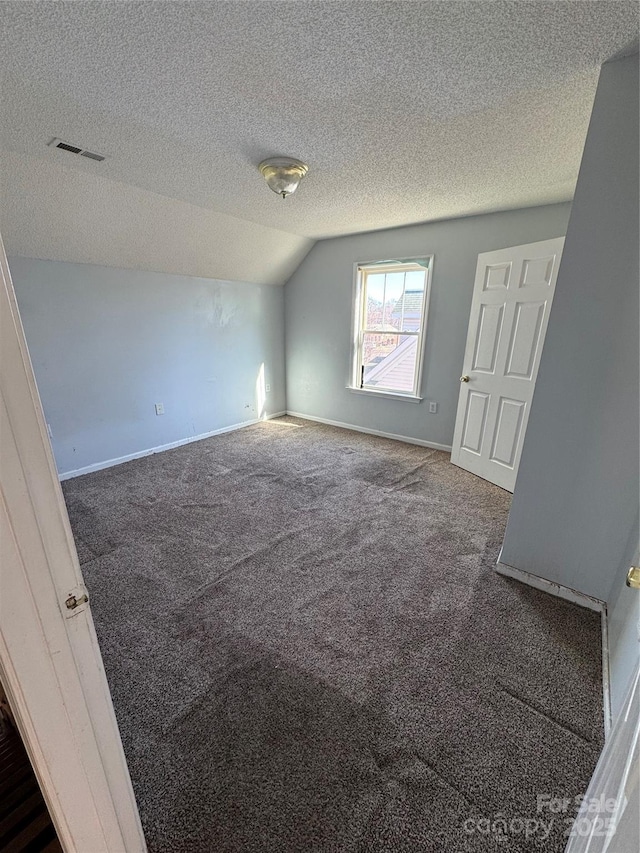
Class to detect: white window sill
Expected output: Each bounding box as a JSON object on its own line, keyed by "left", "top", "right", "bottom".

{"left": 346, "top": 386, "right": 423, "bottom": 404}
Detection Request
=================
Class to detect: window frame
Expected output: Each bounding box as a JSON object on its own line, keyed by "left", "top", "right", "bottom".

{"left": 349, "top": 256, "right": 434, "bottom": 401}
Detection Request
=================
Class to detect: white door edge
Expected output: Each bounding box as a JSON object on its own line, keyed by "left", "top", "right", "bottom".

{"left": 0, "top": 233, "right": 146, "bottom": 852}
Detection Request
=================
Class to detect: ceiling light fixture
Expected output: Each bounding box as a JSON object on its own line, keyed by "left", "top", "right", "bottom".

{"left": 258, "top": 157, "right": 308, "bottom": 199}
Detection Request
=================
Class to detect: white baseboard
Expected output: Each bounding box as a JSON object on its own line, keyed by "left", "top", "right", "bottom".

{"left": 495, "top": 559, "right": 605, "bottom": 613}
{"left": 286, "top": 411, "right": 452, "bottom": 453}
{"left": 495, "top": 557, "right": 611, "bottom": 735}
{"left": 58, "top": 412, "right": 287, "bottom": 480}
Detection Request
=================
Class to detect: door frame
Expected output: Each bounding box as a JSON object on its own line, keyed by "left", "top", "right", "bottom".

{"left": 0, "top": 233, "right": 146, "bottom": 852}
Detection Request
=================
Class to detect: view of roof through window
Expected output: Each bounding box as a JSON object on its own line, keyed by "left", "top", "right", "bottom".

{"left": 359, "top": 264, "right": 428, "bottom": 394}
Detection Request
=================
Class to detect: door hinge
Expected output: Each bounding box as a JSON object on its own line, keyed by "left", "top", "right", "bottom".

{"left": 65, "top": 591, "right": 89, "bottom": 611}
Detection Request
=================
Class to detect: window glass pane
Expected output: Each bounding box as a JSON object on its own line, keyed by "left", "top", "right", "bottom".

{"left": 405, "top": 269, "right": 426, "bottom": 288}
{"left": 394, "top": 270, "right": 426, "bottom": 332}
{"left": 361, "top": 332, "right": 418, "bottom": 393}
{"left": 365, "top": 273, "right": 386, "bottom": 329}
{"left": 381, "top": 272, "right": 405, "bottom": 326}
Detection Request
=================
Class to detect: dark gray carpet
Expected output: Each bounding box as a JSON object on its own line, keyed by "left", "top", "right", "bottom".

{"left": 62, "top": 417, "right": 604, "bottom": 852}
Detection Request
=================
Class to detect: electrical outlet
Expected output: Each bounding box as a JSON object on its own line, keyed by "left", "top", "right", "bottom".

{"left": 155, "top": 403, "right": 164, "bottom": 415}
{"left": 429, "top": 402, "right": 438, "bottom": 414}
{"left": 266, "top": 384, "right": 271, "bottom": 393}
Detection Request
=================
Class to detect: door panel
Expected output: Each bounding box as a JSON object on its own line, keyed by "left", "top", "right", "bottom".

{"left": 519, "top": 254, "right": 555, "bottom": 288}
{"left": 483, "top": 261, "right": 511, "bottom": 290}
{"left": 461, "top": 391, "right": 490, "bottom": 453}
{"left": 490, "top": 397, "right": 525, "bottom": 468}
{"left": 473, "top": 303, "right": 504, "bottom": 372}
{"left": 451, "top": 237, "right": 564, "bottom": 491}
{"left": 505, "top": 302, "right": 546, "bottom": 378}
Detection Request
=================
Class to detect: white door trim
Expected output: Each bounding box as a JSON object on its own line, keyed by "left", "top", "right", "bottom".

{"left": 0, "top": 234, "right": 146, "bottom": 852}
{"left": 564, "top": 663, "right": 640, "bottom": 852}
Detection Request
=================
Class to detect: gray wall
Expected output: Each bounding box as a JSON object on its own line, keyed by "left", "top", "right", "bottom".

{"left": 10, "top": 257, "right": 286, "bottom": 476}
{"left": 500, "top": 53, "right": 639, "bottom": 604}
{"left": 284, "top": 203, "right": 571, "bottom": 447}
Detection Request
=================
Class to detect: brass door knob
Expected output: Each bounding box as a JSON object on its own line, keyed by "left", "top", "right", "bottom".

{"left": 626, "top": 567, "right": 640, "bottom": 589}
{"left": 460, "top": 375, "right": 470, "bottom": 383}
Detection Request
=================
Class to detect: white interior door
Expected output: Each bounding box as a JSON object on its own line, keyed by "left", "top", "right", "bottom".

{"left": 451, "top": 237, "right": 564, "bottom": 492}
{"left": 0, "top": 233, "right": 146, "bottom": 851}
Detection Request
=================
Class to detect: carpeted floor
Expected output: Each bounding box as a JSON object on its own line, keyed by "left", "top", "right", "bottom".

{"left": 62, "top": 417, "right": 604, "bottom": 852}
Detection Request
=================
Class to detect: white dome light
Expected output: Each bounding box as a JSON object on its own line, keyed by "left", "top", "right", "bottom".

{"left": 258, "top": 157, "right": 308, "bottom": 199}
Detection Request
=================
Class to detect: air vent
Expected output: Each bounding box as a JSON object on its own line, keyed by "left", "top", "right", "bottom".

{"left": 48, "top": 138, "right": 106, "bottom": 162}
{"left": 80, "top": 150, "right": 105, "bottom": 162}
{"left": 56, "top": 141, "right": 81, "bottom": 154}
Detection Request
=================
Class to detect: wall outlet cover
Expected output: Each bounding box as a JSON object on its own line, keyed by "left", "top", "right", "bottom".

{"left": 429, "top": 402, "right": 438, "bottom": 413}
{"left": 155, "top": 403, "right": 164, "bottom": 415}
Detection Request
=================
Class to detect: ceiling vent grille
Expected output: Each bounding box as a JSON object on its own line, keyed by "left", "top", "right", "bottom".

{"left": 48, "top": 138, "right": 106, "bottom": 162}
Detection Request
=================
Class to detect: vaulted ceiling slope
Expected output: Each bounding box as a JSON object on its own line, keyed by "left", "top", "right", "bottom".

{"left": 0, "top": 148, "right": 314, "bottom": 286}
{"left": 0, "top": 2, "right": 637, "bottom": 260}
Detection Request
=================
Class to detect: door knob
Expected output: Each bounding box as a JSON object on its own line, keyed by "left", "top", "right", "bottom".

{"left": 626, "top": 567, "right": 640, "bottom": 589}
{"left": 460, "top": 375, "right": 470, "bottom": 383}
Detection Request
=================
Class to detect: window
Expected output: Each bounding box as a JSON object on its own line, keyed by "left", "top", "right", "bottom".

{"left": 350, "top": 258, "right": 433, "bottom": 399}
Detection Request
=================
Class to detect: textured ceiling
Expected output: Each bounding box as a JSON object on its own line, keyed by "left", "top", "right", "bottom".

{"left": 0, "top": 148, "right": 313, "bottom": 286}
{"left": 0, "top": 1, "right": 638, "bottom": 241}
